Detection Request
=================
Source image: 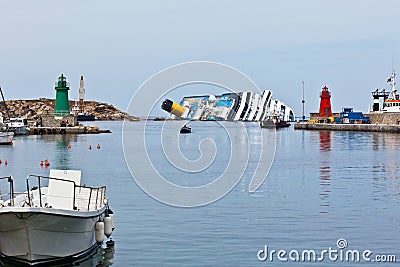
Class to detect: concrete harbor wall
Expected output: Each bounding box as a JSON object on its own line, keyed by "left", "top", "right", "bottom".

{"left": 29, "top": 125, "right": 111, "bottom": 135}
{"left": 294, "top": 123, "right": 400, "bottom": 133}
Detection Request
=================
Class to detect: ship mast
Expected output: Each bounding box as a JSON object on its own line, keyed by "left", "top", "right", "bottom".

{"left": 78, "top": 76, "right": 85, "bottom": 113}
{"left": 0, "top": 87, "right": 10, "bottom": 119}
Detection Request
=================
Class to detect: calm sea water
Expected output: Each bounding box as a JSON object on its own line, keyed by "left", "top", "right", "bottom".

{"left": 0, "top": 121, "right": 399, "bottom": 266}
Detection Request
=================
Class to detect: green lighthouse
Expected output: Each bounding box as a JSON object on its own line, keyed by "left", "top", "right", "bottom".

{"left": 54, "top": 74, "right": 70, "bottom": 115}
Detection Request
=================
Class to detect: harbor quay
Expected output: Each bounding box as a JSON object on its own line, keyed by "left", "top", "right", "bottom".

{"left": 29, "top": 125, "right": 111, "bottom": 135}
{"left": 294, "top": 112, "right": 400, "bottom": 133}
{"left": 294, "top": 122, "right": 400, "bottom": 133}
{"left": 295, "top": 112, "right": 400, "bottom": 133}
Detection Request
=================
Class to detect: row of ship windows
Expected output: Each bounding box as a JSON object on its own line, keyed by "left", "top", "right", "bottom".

{"left": 384, "top": 102, "right": 400, "bottom": 107}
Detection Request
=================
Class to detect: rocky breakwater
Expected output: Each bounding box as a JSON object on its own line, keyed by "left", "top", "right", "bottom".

{"left": 0, "top": 98, "right": 139, "bottom": 121}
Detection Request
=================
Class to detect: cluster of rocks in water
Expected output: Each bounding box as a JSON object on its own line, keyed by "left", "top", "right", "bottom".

{"left": 0, "top": 98, "right": 139, "bottom": 121}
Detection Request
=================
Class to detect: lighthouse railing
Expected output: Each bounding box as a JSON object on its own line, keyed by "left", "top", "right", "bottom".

{"left": 55, "top": 82, "right": 70, "bottom": 88}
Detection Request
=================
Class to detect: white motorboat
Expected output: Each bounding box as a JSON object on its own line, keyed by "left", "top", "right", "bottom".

{"left": 0, "top": 169, "right": 114, "bottom": 265}
{"left": 0, "top": 131, "right": 13, "bottom": 145}
{"left": 7, "top": 117, "right": 30, "bottom": 135}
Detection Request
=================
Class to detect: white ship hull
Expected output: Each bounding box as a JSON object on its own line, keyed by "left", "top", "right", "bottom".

{"left": 0, "top": 170, "right": 112, "bottom": 265}
{"left": 169, "top": 90, "right": 294, "bottom": 122}
{"left": 0, "top": 207, "right": 104, "bottom": 264}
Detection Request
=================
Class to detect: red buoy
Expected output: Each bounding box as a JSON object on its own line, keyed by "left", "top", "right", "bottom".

{"left": 97, "top": 144, "right": 101, "bottom": 149}
{"left": 40, "top": 160, "right": 44, "bottom": 166}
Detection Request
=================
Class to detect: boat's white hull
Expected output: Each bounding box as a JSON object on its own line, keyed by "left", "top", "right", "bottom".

{"left": 0, "top": 207, "right": 105, "bottom": 264}
{"left": 12, "top": 125, "right": 30, "bottom": 135}
{"left": 0, "top": 132, "right": 13, "bottom": 145}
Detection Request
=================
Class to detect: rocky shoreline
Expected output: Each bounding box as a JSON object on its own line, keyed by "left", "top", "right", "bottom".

{"left": 0, "top": 98, "right": 139, "bottom": 121}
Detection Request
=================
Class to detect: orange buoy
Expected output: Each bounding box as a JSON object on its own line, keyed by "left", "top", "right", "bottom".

{"left": 40, "top": 160, "right": 44, "bottom": 166}
{"left": 45, "top": 159, "right": 50, "bottom": 166}
{"left": 67, "top": 144, "right": 71, "bottom": 149}
{"left": 97, "top": 144, "right": 101, "bottom": 149}
{"left": 88, "top": 145, "right": 92, "bottom": 150}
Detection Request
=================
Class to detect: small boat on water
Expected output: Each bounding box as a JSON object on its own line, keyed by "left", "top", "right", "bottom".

{"left": 0, "top": 169, "right": 114, "bottom": 265}
{"left": 0, "top": 131, "right": 13, "bottom": 145}
{"left": 7, "top": 117, "right": 30, "bottom": 135}
{"left": 0, "top": 112, "right": 14, "bottom": 145}
{"left": 77, "top": 112, "right": 95, "bottom": 121}
{"left": 0, "top": 88, "right": 30, "bottom": 135}
{"left": 260, "top": 116, "right": 291, "bottom": 128}
{"left": 180, "top": 125, "right": 192, "bottom": 134}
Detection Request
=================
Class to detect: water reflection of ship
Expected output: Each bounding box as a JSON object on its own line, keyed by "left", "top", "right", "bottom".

{"left": 22, "top": 241, "right": 116, "bottom": 267}
{"left": 77, "top": 241, "right": 115, "bottom": 267}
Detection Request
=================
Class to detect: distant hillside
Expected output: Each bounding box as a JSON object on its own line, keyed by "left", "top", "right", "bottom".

{"left": 0, "top": 98, "right": 139, "bottom": 121}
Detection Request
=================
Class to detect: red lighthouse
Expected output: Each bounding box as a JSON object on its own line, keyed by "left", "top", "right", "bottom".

{"left": 319, "top": 85, "right": 332, "bottom": 117}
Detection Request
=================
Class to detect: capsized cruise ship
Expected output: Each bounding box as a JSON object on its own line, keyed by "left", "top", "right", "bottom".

{"left": 161, "top": 90, "right": 294, "bottom": 122}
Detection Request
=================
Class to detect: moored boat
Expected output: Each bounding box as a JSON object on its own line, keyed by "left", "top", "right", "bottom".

{"left": 77, "top": 112, "right": 95, "bottom": 121}
{"left": 260, "top": 116, "right": 291, "bottom": 128}
{"left": 7, "top": 117, "right": 30, "bottom": 135}
{"left": 371, "top": 70, "right": 400, "bottom": 113}
{"left": 180, "top": 125, "right": 192, "bottom": 134}
{"left": 0, "top": 169, "right": 114, "bottom": 265}
{"left": 0, "top": 131, "right": 13, "bottom": 145}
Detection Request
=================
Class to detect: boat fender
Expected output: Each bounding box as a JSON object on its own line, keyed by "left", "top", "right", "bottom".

{"left": 104, "top": 215, "right": 112, "bottom": 238}
{"left": 95, "top": 221, "right": 105, "bottom": 243}
{"left": 108, "top": 208, "right": 115, "bottom": 230}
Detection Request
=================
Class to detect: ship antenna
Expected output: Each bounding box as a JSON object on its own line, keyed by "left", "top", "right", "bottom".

{"left": 301, "top": 81, "right": 305, "bottom": 121}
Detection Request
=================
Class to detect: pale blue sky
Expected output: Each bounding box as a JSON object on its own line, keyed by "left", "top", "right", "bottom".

{"left": 1, "top": 1, "right": 399, "bottom": 116}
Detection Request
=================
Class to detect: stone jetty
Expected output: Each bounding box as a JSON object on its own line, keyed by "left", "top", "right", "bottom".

{"left": 0, "top": 98, "right": 138, "bottom": 121}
